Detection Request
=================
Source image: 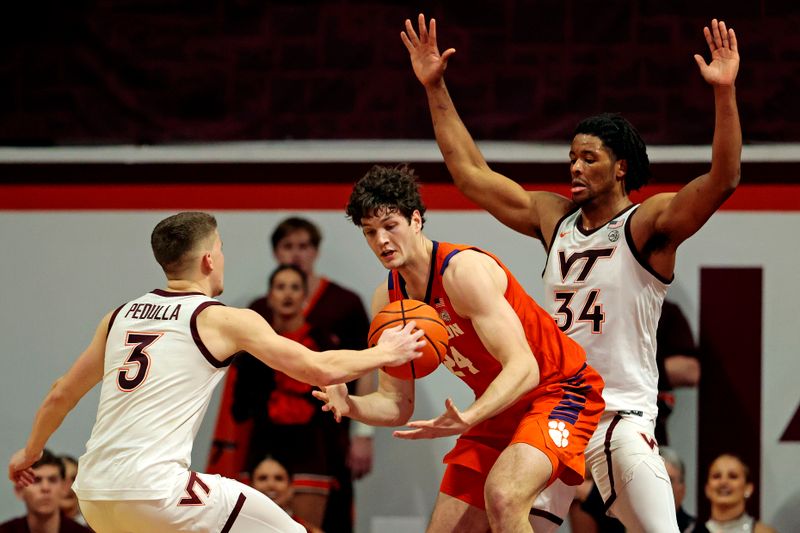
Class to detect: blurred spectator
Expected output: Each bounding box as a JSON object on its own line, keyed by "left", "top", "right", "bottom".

{"left": 696, "top": 454, "right": 777, "bottom": 533}
{"left": 233, "top": 265, "right": 338, "bottom": 528}
{"left": 250, "top": 455, "right": 324, "bottom": 533}
{"left": 656, "top": 300, "right": 701, "bottom": 445}
{"left": 661, "top": 446, "right": 697, "bottom": 532}
{"left": 58, "top": 456, "right": 88, "bottom": 527}
{"left": 253, "top": 217, "right": 372, "bottom": 533}
{"left": 1, "top": 449, "right": 91, "bottom": 533}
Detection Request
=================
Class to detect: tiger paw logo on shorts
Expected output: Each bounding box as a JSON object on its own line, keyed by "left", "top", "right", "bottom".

{"left": 548, "top": 420, "right": 570, "bottom": 448}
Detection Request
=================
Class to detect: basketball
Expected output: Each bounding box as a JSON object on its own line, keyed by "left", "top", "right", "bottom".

{"left": 368, "top": 299, "right": 449, "bottom": 379}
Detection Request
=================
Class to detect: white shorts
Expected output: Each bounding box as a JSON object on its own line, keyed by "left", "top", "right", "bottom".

{"left": 531, "top": 411, "right": 677, "bottom": 532}
{"left": 79, "top": 471, "right": 305, "bottom": 533}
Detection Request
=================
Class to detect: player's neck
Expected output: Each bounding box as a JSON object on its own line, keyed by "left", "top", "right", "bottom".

{"left": 165, "top": 278, "right": 211, "bottom": 296}
{"left": 397, "top": 237, "right": 434, "bottom": 300}
{"left": 26, "top": 511, "right": 60, "bottom": 533}
{"left": 580, "top": 195, "right": 632, "bottom": 231}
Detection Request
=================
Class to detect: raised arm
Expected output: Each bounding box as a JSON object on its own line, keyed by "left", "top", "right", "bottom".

{"left": 200, "top": 305, "right": 423, "bottom": 388}
{"left": 9, "top": 312, "right": 109, "bottom": 486}
{"left": 637, "top": 19, "right": 741, "bottom": 268}
{"left": 401, "top": 13, "right": 571, "bottom": 241}
{"left": 396, "top": 251, "right": 540, "bottom": 440}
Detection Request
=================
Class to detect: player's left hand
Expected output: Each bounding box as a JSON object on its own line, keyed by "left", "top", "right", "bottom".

{"left": 394, "top": 398, "right": 470, "bottom": 440}
{"left": 694, "top": 18, "right": 739, "bottom": 87}
{"left": 313, "top": 383, "right": 350, "bottom": 423}
{"left": 8, "top": 448, "right": 41, "bottom": 488}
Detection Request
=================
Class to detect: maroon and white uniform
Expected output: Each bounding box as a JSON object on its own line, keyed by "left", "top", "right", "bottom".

{"left": 73, "top": 290, "right": 303, "bottom": 533}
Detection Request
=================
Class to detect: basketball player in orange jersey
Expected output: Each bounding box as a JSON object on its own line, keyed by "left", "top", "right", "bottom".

{"left": 401, "top": 14, "right": 741, "bottom": 532}
{"left": 314, "top": 166, "right": 605, "bottom": 533}
{"left": 8, "top": 211, "right": 424, "bottom": 533}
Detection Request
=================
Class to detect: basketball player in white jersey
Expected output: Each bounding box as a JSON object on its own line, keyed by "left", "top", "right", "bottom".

{"left": 402, "top": 14, "right": 741, "bottom": 533}
{"left": 8, "top": 212, "right": 424, "bottom": 533}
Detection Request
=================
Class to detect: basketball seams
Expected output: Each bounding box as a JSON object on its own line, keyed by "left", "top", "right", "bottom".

{"left": 369, "top": 299, "right": 449, "bottom": 380}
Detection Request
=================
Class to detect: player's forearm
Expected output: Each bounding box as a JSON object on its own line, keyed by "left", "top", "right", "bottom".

{"left": 25, "top": 380, "right": 77, "bottom": 456}
{"left": 314, "top": 346, "right": 394, "bottom": 387}
{"left": 461, "top": 359, "right": 539, "bottom": 427}
{"left": 425, "top": 82, "right": 492, "bottom": 194}
{"left": 709, "top": 85, "right": 742, "bottom": 192}
{"left": 347, "top": 391, "right": 413, "bottom": 427}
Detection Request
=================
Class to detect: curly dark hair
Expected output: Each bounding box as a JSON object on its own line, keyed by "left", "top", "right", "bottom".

{"left": 573, "top": 113, "right": 651, "bottom": 193}
{"left": 346, "top": 164, "right": 427, "bottom": 227}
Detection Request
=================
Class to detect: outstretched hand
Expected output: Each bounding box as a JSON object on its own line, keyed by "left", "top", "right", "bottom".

{"left": 401, "top": 13, "right": 456, "bottom": 88}
{"left": 393, "top": 398, "right": 471, "bottom": 440}
{"left": 313, "top": 383, "right": 350, "bottom": 423}
{"left": 695, "top": 18, "right": 739, "bottom": 87}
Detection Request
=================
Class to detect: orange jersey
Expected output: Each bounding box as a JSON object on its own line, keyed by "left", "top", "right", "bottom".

{"left": 387, "top": 241, "right": 589, "bottom": 396}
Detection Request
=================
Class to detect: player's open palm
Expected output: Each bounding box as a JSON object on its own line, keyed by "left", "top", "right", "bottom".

{"left": 377, "top": 321, "right": 425, "bottom": 367}
{"left": 695, "top": 18, "right": 739, "bottom": 87}
{"left": 401, "top": 13, "right": 456, "bottom": 88}
{"left": 394, "top": 398, "right": 470, "bottom": 440}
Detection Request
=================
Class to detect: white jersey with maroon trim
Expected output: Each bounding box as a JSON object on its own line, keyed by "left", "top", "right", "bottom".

{"left": 73, "top": 290, "right": 230, "bottom": 501}
{"left": 542, "top": 205, "right": 669, "bottom": 420}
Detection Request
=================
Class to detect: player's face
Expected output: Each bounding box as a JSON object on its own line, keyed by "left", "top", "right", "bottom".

{"left": 18, "top": 464, "right": 63, "bottom": 516}
{"left": 209, "top": 232, "right": 225, "bottom": 297}
{"left": 274, "top": 230, "right": 318, "bottom": 276}
{"left": 268, "top": 269, "right": 306, "bottom": 317}
{"left": 705, "top": 455, "right": 751, "bottom": 507}
{"left": 251, "top": 459, "right": 292, "bottom": 509}
{"left": 664, "top": 460, "right": 685, "bottom": 508}
{"left": 568, "top": 134, "right": 625, "bottom": 206}
{"left": 360, "top": 209, "right": 420, "bottom": 270}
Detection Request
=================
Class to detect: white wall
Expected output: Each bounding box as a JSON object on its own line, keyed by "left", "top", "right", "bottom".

{"left": 1, "top": 209, "right": 799, "bottom": 531}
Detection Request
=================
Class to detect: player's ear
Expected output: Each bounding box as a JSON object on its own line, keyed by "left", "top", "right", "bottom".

{"left": 201, "top": 251, "right": 214, "bottom": 274}
{"left": 616, "top": 158, "right": 627, "bottom": 179}
{"left": 411, "top": 210, "right": 423, "bottom": 231}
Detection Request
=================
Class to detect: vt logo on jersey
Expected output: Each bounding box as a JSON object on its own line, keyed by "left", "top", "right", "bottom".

{"left": 558, "top": 248, "right": 615, "bottom": 283}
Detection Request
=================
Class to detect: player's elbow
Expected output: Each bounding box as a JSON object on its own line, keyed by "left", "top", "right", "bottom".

{"left": 42, "top": 378, "right": 78, "bottom": 411}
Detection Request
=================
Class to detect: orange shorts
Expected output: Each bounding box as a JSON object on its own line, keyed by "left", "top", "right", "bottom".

{"left": 440, "top": 363, "right": 604, "bottom": 510}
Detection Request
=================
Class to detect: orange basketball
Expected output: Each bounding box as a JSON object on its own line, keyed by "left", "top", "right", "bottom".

{"left": 367, "top": 299, "right": 449, "bottom": 380}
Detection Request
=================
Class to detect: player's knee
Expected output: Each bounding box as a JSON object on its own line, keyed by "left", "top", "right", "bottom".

{"left": 484, "top": 482, "right": 530, "bottom": 524}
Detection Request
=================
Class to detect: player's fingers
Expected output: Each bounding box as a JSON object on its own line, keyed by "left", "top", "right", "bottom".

{"left": 441, "top": 48, "right": 457, "bottom": 63}
{"left": 393, "top": 428, "right": 425, "bottom": 439}
{"left": 400, "top": 31, "right": 414, "bottom": 53}
{"left": 404, "top": 18, "right": 419, "bottom": 45}
{"left": 719, "top": 20, "right": 729, "bottom": 48}
{"left": 418, "top": 13, "right": 428, "bottom": 42}
{"left": 711, "top": 18, "right": 723, "bottom": 49}
{"left": 728, "top": 28, "right": 738, "bottom": 53}
{"left": 693, "top": 54, "right": 707, "bottom": 71}
{"left": 429, "top": 17, "right": 438, "bottom": 44}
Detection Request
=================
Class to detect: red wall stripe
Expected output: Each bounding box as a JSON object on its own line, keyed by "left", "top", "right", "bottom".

{"left": 0, "top": 183, "right": 797, "bottom": 211}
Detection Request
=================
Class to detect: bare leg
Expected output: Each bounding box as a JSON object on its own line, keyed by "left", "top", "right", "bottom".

{"left": 485, "top": 443, "right": 552, "bottom": 533}
{"left": 426, "top": 492, "right": 490, "bottom": 533}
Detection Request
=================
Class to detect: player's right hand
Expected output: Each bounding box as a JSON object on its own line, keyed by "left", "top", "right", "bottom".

{"left": 401, "top": 13, "right": 456, "bottom": 88}
{"left": 8, "top": 448, "right": 42, "bottom": 488}
{"left": 313, "top": 384, "right": 351, "bottom": 423}
{"left": 376, "top": 321, "right": 425, "bottom": 367}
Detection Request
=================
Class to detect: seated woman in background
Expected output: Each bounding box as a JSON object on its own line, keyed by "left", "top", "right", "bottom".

{"left": 699, "top": 453, "right": 777, "bottom": 533}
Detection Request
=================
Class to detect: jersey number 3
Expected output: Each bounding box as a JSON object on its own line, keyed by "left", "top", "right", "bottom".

{"left": 554, "top": 290, "right": 605, "bottom": 333}
{"left": 117, "top": 332, "right": 162, "bottom": 392}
